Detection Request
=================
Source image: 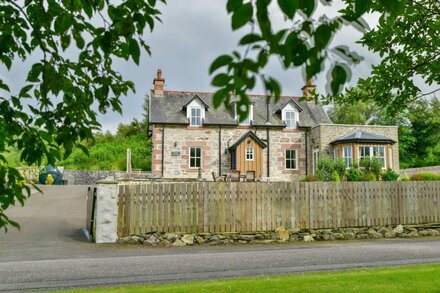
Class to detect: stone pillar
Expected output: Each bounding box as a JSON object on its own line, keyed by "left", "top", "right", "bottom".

{"left": 95, "top": 180, "right": 118, "bottom": 243}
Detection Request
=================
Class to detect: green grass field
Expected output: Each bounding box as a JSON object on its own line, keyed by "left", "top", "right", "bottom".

{"left": 63, "top": 263, "right": 440, "bottom": 292}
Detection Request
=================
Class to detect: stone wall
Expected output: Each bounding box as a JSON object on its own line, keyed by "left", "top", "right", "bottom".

{"left": 62, "top": 170, "right": 152, "bottom": 185}
{"left": 152, "top": 124, "right": 307, "bottom": 181}
{"left": 310, "top": 124, "right": 399, "bottom": 171}
{"left": 400, "top": 165, "right": 440, "bottom": 176}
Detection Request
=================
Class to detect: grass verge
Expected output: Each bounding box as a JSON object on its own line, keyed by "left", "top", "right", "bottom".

{"left": 62, "top": 263, "right": 440, "bottom": 292}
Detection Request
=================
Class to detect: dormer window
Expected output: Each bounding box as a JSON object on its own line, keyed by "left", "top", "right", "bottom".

{"left": 275, "top": 98, "right": 302, "bottom": 129}
{"left": 190, "top": 107, "right": 201, "bottom": 126}
{"left": 183, "top": 95, "right": 208, "bottom": 127}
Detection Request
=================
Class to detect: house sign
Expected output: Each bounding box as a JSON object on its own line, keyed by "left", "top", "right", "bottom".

{"left": 171, "top": 151, "right": 181, "bottom": 157}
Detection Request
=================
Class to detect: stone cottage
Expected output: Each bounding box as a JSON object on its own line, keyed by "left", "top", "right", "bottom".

{"left": 149, "top": 70, "right": 399, "bottom": 181}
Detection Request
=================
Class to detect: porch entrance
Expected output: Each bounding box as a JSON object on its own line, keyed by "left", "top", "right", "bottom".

{"left": 229, "top": 131, "right": 267, "bottom": 177}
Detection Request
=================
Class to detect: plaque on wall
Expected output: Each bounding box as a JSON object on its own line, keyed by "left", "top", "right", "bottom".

{"left": 171, "top": 151, "right": 181, "bottom": 156}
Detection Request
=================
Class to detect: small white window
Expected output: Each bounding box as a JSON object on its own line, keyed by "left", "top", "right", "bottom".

{"left": 285, "top": 111, "right": 296, "bottom": 128}
{"left": 190, "top": 107, "right": 201, "bottom": 126}
{"left": 189, "top": 147, "right": 202, "bottom": 168}
{"left": 245, "top": 148, "right": 254, "bottom": 161}
{"left": 343, "top": 146, "right": 353, "bottom": 168}
{"left": 285, "top": 149, "right": 297, "bottom": 170}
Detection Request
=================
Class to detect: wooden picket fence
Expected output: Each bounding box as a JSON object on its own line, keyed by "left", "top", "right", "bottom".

{"left": 117, "top": 181, "right": 440, "bottom": 237}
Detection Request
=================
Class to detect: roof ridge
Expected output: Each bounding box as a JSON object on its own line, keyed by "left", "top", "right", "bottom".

{"left": 163, "top": 89, "right": 302, "bottom": 99}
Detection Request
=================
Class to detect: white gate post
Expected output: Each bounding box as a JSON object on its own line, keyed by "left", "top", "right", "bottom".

{"left": 95, "top": 179, "right": 119, "bottom": 243}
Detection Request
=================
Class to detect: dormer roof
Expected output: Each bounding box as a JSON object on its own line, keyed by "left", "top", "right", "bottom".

{"left": 274, "top": 98, "right": 303, "bottom": 114}
{"left": 182, "top": 94, "right": 210, "bottom": 111}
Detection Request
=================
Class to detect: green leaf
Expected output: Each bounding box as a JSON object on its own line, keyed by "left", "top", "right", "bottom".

{"left": 239, "top": 33, "right": 263, "bottom": 45}
{"left": 129, "top": 39, "right": 140, "bottom": 65}
{"left": 209, "top": 55, "right": 233, "bottom": 74}
{"left": 278, "top": 0, "right": 299, "bottom": 19}
{"left": 227, "top": 0, "right": 243, "bottom": 13}
{"left": 0, "top": 79, "right": 10, "bottom": 92}
{"left": 330, "top": 63, "right": 349, "bottom": 95}
{"left": 212, "top": 88, "right": 229, "bottom": 108}
{"left": 300, "top": 0, "right": 316, "bottom": 18}
{"left": 211, "top": 73, "right": 231, "bottom": 87}
{"left": 27, "top": 63, "right": 43, "bottom": 82}
{"left": 379, "top": 0, "right": 404, "bottom": 15}
{"left": 19, "top": 85, "right": 33, "bottom": 98}
{"left": 231, "top": 2, "right": 253, "bottom": 30}
{"left": 314, "top": 24, "right": 333, "bottom": 50}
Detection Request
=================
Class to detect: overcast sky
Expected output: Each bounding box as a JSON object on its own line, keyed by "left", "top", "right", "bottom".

{"left": 2, "top": 1, "right": 436, "bottom": 133}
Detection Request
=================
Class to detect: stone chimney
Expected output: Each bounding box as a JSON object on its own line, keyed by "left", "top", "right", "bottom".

{"left": 152, "top": 69, "right": 165, "bottom": 95}
{"left": 301, "top": 79, "right": 316, "bottom": 101}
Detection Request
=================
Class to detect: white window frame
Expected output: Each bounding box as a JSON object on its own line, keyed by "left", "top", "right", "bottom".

{"left": 245, "top": 147, "right": 254, "bottom": 161}
{"left": 285, "top": 111, "right": 296, "bottom": 128}
{"left": 189, "top": 147, "right": 202, "bottom": 169}
{"left": 285, "top": 149, "right": 298, "bottom": 170}
{"left": 235, "top": 104, "right": 253, "bottom": 125}
{"left": 358, "top": 145, "right": 386, "bottom": 169}
{"left": 189, "top": 107, "right": 202, "bottom": 126}
{"left": 281, "top": 104, "right": 299, "bottom": 129}
{"left": 343, "top": 146, "right": 353, "bottom": 168}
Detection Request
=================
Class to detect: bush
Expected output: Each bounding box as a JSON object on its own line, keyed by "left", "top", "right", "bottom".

{"left": 300, "top": 175, "right": 320, "bottom": 182}
{"left": 381, "top": 168, "right": 399, "bottom": 181}
{"left": 401, "top": 173, "right": 410, "bottom": 181}
{"left": 410, "top": 172, "right": 440, "bottom": 181}
{"left": 361, "top": 172, "right": 377, "bottom": 181}
{"left": 333, "top": 158, "right": 346, "bottom": 179}
{"left": 316, "top": 156, "right": 343, "bottom": 182}
{"left": 346, "top": 163, "right": 363, "bottom": 182}
{"left": 360, "top": 157, "right": 382, "bottom": 179}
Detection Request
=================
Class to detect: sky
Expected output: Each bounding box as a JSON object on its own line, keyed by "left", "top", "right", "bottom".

{"left": 1, "top": 1, "right": 436, "bottom": 133}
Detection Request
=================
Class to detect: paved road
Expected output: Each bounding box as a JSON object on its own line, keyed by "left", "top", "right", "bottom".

{"left": 1, "top": 186, "right": 440, "bottom": 291}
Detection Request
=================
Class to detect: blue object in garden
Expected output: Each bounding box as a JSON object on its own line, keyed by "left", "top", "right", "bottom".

{"left": 39, "top": 165, "right": 63, "bottom": 185}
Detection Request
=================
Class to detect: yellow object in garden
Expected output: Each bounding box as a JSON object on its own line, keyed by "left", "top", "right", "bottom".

{"left": 45, "top": 174, "right": 54, "bottom": 185}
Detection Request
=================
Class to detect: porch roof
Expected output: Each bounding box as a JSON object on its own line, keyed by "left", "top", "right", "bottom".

{"left": 228, "top": 131, "right": 267, "bottom": 151}
{"left": 330, "top": 130, "right": 397, "bottom": 145}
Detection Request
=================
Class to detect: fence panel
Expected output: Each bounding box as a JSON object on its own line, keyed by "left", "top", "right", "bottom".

{"left": 116, "top": 181, "right": 440, "bottom": 237}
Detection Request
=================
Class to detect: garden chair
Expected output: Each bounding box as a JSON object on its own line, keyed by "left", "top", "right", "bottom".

{"left": 212, "top": 171, "right": 225, "bottom": 182}
{"left": 230, "top": 170, "right": 241, "bottom": 182}
{"left": 246, "top": 170, "right": 256, "bottom": 182}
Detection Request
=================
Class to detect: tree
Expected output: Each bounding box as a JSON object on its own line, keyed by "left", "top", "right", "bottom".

{"left": 0, "top": 0, "right": 164, "bottom": 231}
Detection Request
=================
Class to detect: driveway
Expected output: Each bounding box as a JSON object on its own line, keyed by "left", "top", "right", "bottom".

{"left": 1, "top": 186, "right": 440, "bottom": 291}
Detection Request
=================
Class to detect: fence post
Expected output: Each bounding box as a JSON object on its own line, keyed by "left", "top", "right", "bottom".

{"left": 95, "top": 179, "right": 119, "bottom": 243}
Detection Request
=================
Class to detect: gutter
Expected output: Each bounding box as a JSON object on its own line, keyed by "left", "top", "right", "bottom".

{"left": 161, "top": 124, "right": 165, "bottom": 178}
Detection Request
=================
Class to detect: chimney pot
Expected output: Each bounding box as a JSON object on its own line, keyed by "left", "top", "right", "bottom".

{"left": 153, "top": 69, "right": 165, "bottom": 95}
{"left": 301, "top": 79, "right": 316, "bottom": 101}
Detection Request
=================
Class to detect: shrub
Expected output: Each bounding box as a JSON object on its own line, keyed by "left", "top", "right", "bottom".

{"left": 381, "top": 168, "right": 399, "bottom": 181}
{"left": 300, "top": 175, "right": 320, "bottom": 182}
{"left": 346, "top": 163, "right": 363, "bottom": 182}
{"left": 361, "top": 172, "right": 377, "bottom": 181}
{"left": 331, "top": 171, "right": 340, "bottom": 182}
{"left": 316, "top": 156, "right": 344, "bottom": 182}
{"left": 333, "top": 158, "right": 346, "bottom": 179}
{"left": 360, "top": 157, "right": 382, "bottom": 179}
{"left": 410, "top": 172, "right": 440, "bottom": 181}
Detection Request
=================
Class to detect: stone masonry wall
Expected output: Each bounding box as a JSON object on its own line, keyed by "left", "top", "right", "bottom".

{"left": 152, "top": 124, "right": 307, "bottom": 181}
{"left": 310, "top": 124, "right": 399, "bottom": 171}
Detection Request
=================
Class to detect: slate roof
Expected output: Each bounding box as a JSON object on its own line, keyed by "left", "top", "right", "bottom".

{"left": 330, "top": 130, "right": 397, "bottom": 145}
{"left": 229, "top": 131, "right": 267, "bottom": 151}
{"left": 149, "top": 90, "right": 331, "bottom": 128}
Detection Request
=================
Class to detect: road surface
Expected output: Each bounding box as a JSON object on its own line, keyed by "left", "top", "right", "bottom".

{"left": 1, "top": 186, "right": 439, "bottom": 291}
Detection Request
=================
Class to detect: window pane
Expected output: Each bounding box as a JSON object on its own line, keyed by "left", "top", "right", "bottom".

{"left": 195, "top": 158, "right": 201, "bottom": 167}
{"left": 190, "top": 148, "right": 195, "bottom": 157}
{"left": 196, "top": 148, "right": 201, "bottom": 157}
{"left": 190, "top": 158, "right": 195, "bottom": 167}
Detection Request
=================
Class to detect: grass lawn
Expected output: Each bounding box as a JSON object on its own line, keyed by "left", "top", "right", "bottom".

{"left": 63, "top": 264, "right": 440, "bottom": 292}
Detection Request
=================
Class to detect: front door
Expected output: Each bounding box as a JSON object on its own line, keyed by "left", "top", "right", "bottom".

{"left": 231, "top": 138, "right": 263, "bottom": 177}
{"left": 312, "top": 149, "right": 320, "bottom": 175}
